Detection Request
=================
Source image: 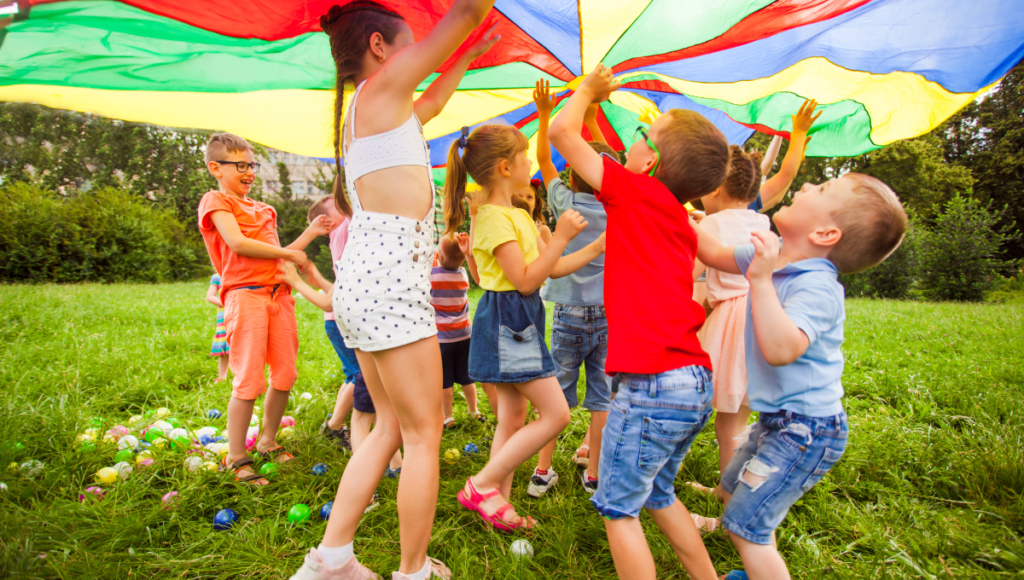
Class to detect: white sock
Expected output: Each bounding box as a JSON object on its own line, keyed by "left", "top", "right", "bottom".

{"left": 318, "top": 542, "right": 353, "bottom": 568}
{"left": 403, "top": 557, "right": 431, "bottom": 580}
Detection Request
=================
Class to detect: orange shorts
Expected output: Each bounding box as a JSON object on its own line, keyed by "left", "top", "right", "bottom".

{"left": 224, "top": 285, "right": 298, "bottom": 400}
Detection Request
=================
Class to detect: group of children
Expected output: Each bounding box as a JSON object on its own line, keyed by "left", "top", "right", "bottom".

{"left": 196, "top": 2, "right": 909, "bottom": 579}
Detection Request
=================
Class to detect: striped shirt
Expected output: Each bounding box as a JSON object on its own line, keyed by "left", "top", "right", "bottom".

{"left": 430, "top": 253, "right": 471, "bottom": 343}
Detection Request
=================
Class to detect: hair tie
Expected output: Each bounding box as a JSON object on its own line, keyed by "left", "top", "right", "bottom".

{"left": 530, "top": 179, "right": 542, "bottom": 189}
{"left": 458, "top": 126, "right": 470, "bottom": 149}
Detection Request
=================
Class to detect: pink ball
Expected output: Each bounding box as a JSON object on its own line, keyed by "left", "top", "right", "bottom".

{"left": 107, "top": 425, "right": 130, "bottom": 437}
{"left": 137, "top": 458, "right": 154, "bottom": 468}
{"left": 161, "top": 491, "right": 179, "bottom": 509}
{"left": 280, "top": 416, "right": 295, "bottom": 428}
{"left": 79, "top": 486, "right": 105, "bottom": 502}
{"left": 245, "top": 434, "right": 257, "bottom": 451}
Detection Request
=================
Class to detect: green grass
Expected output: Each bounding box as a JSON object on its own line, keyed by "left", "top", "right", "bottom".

{"left": 0, "top": 283, "right": 1022, "bottom": 579}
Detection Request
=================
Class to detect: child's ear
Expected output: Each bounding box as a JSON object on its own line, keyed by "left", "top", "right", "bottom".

{"left": 810, "top": 226, "right": 842, "bottom": 249}
{"left": 208, "top": 161, "right": 222, "bottom": 178}
{"left": 499, "top": 158, "right": 512, "bottom": 177}
{"left": 640, "top": 153, "right": 658, "bottom": 176}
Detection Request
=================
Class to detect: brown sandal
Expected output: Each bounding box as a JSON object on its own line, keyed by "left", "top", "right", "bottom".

{"left": 257, "top": 445, "right": 295, "bottom": 464}
{"left": 220, "top": 456, "right": 266, "bottom": 483}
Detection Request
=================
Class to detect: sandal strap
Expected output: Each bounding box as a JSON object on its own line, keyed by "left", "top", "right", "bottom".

{"left": 466, "top": 477, "right": 502, "bottom": 501}
{"left": 259, "top": 445, "right": 294, "bottom": 459}
{"left": 227, "top": 456, "right": 255, "bottom": 470}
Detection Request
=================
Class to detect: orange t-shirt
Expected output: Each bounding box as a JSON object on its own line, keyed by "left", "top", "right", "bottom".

{"left": 198, "top": 190, "right": 281, "bottom": 302}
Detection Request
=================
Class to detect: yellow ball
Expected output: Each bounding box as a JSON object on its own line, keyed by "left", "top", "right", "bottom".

{"left": 279, "top": 427, "right": 294, "bottom": 439}
{"left": 96, "top": 467, "right": 118, "bottom": 484}
{"left": 7, "top": 462, "right": 18, "bottom": 473}
{"left": 76, "top": 432, "right": 94, "bottom": 443}
{"left": 202, "top": 461, "right": 218, "bottom": 472}
{"left": 154, "top": 407, "right": 170, "bottom": 419}
{"left": 152, "top": 437, "right": 168, "bottom": 449}
{"left": 443, "top": 448, "right": 460, "bottom": 465}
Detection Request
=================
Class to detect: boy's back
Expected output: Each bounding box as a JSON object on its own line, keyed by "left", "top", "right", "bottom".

{"left": 541, "top": 176, "right": 606, "bottom": 306}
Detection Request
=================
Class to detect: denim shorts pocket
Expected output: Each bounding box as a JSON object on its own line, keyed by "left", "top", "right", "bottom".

{"left": 802, "top": 447, "right": 844, "bottom": 492}
{"left": 552, "top": 330, "right": 581, "bottom": 369}
{"left": 779, "top": 421, "right": 814, "bottom": 452}
{"left": 638, "top": 416, "right": 699, "bottom": 476}
{"left": 498, "top": 324, "right": 543, "bottom": 374}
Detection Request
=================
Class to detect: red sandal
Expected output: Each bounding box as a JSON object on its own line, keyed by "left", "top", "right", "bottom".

{"left": 456, "top": 477, "right": 536, "bottom": 532}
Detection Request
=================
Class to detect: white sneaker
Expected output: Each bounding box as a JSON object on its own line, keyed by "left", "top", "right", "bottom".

{"left": 391, "top": 557, "right": 451, "bottom": 580}
{"left": 526, "top": 468, "right": 559, "bottom": 497}
{"left": 290, "top": 548, "right": 381, "bottom": 580}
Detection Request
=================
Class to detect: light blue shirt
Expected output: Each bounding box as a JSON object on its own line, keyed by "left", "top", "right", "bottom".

{"left": 540, "top": 177, "right": 606, "bottom": 306}
{"left": 735, "top": 244, "right": 845, "bottom": 417}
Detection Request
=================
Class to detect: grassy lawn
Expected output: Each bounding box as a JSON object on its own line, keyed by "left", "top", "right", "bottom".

{"left": 1, "top": 283, "right": 1022, "bottom": 579}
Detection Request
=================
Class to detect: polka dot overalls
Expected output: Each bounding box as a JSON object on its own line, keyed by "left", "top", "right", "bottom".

{"left": 332, "top": 81, "right": 438, "bottom": 352}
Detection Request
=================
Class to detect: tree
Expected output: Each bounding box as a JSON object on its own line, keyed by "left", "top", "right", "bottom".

{"left": 276, "top": 161, "right": 293, "bottom": 200}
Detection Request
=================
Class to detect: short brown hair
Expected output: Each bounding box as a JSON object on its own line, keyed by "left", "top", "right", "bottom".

{"left": 829, "top": 173, "right": 908, "bottom": 274}
{"left": 204, "top": 133, "right": 252, "bottom": 166}
{"left": 437, "top": 234, "right": 465, "bottom": 270}
{"left": 570, "top": 141, "right": 618, "bottom": 194}
{"left": 307, "top": 196, "right": 333, "bottom": 223}
{"left": 653, "top": 110, "right": 729, "bottom": 204}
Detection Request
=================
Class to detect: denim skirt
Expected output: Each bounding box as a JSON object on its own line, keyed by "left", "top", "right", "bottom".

{"left": 468, "top": 289, "right": 556, "bottom": 384}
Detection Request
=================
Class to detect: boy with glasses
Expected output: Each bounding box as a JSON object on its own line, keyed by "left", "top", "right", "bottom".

{"left": 197, "top": 133, "right": 328, "bottom": 486}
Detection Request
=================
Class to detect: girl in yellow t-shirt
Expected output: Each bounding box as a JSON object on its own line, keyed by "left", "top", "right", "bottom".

{"left": 442, "top": 124, "right": 606, "bottom": 531}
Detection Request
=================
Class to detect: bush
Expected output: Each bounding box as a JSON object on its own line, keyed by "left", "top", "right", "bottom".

{"left": 917, "top": 195, "right": 1016, "bottom": 301}
{"left": 840, "top": 215, "right": 920, "bottom": 300}
{"left": 0, "top": 182, "right": 207, "bottom": 283}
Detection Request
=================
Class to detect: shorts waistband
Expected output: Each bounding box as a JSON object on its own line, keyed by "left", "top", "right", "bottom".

{"left": 761, "top": 409, "right": 847, "bottom": 430}
{"left": 619, "top": 365, "right": 711, "bottom": 397}
{"left": 553, "top": 304, "right": 606, "bottom": 320}
{"left": 350, "top": 209, "right": 434, "bottom": 239}
{"left": 229, "top": 284, "right": 283, "bottom": 293}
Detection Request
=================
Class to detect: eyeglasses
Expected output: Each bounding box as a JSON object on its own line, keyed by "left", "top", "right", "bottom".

{"left": 215, "top": 160, "right": 261, "bottom": 174}
{"left": 633, "top": 126, "right": 660, "bottom": 177}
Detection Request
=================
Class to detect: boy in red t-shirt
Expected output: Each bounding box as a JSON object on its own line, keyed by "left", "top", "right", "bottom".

{"left": 197, "top": 133, "right": 329, "bottom": 486}
{"left": 550, "top": 66, "right": 730, "bottom": 580}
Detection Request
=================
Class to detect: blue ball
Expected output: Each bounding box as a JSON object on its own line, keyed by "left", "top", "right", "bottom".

{"left": 208, "top": 409, "right": 222, "bottom": 420}
{"left": 213, "top": 436, "right": 227, "bottom": 443}
{"left": 199, "top": 434, "right": 213, "bottom": 446}
{"left": 463, "top": 443, "right": 479, "bottom": 455}
{"left": 320, "top": 501, "right": 333, "bottom": 521}
{"left": 311, "top": 463, "right": 328, "bottom": 476}
{"left": 140, "top": 441, "right": 152, "bottom": 449}
{"left": 213, "top": 508, "right": 238, "bottom": 531}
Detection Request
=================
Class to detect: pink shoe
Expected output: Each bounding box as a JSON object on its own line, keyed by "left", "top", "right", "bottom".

{"left": 290, "top": 548, "right": 380, "bottom": 580}
{"left": 456, "top": 477, "right": 536, "bottom": 533}
{"left": 391, "top": 558, "right": 451, "bottom": 580}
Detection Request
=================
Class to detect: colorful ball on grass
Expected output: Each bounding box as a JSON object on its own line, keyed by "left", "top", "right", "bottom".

{"left": 245, "top": 435, "right": 257, "bottom": 452}
{"left": 112, "top": 462, "right": 133, "bottom": 480}
{"left": 287, "top": 503, "right": 311, "bottom": 524}
{"left": 213, "top": 436, "right": 228, "bottom": 443}
{"left": 202, "top": 461, "right": 218, "bottom": 472}
{"left": 117, "top": 435, "right": 140, "bottom": 451}
{"left": 143, "top": 428, "right": 164, "bottom": 443}
{"left": 88, "top": 417, "right": 104, "bottom": 429}
{"left": 151, "top": 420, "right": 174, "bottom": 432}
{"left": 279, "top": 427, "right": 294, "bottom": 440}
{"left": 213, "top": 508, "right": 238, "bottom": 531}
{"left": 259, "top": 463, "right": 277, "bottom": 478}
{"left": 311, "top": 463, "right": 328, "bottom": 476}
{"left": 19, "top": 460, "right": 43, "bottom": 478}
{"left": 7, "top": 462, "right": 18, "bottom": 473}
{"left": 463, "top": 443, "right": 479, "bottom": 455}
{"left": 114, "top": 449, "right": 134, "bottom": 463}
{"left": 161, "top": 491, "right": 179, "bottom": 509}
{"left": 320, "top": 501, "right": 333, "bottom": 521}
{"left": 246, "top": 426, "right": 259, "bottom": 438}
{"left": 152, "top": 438, "right": 168, "bottom": 450}
{"left": 78, "top": 441, "right": 97, "bottom": 453}
{"left": 79, "top": 486, "right": 105, "bottom": 502}
{"left": 199, "top": 434, "right": 213, "bottom": 446}
{"left": 300, "top": 392, "right": 313, "bottom": 401}
{"left": 0, "top": 482, "right": 7, "bottom": 492}
{"left": 154, "top": 407, "right": 170, "bottom": 419}
{"left": 195, "top": 427, "right": 218, "bottom": 439}
{"left": 167, "top": 418, "right": 181, "bottom": 428}
{"left": 208, "top": 409, "right": 222, "bottom": 420}
{"left": 443, "top": 449, "right": 460, "bottom": 465}
{"left": 249, "top": 414, "right": 259, "bottom": 427}
{"left": 280, "top": 416, "right": 295, "bottom": 428}
{"left": 510, "top": 539, "right": 534, "bottom": 558}
{"left": 76, "top": 432, "right": 95, "bottom": 444}
{"left": 183, "top": 457, "right": 204, "bottom": 472}
{"left": 167, "top": 428, "right": 188, "bottom": 440}
{"left": 128, "top": 415, "right": 145, "bottom": 428}
{"left": 170, "top": 436, "right": 191, "bottom": 451}
{"left": 95, "top": 467, "right": 118, "bottom": 484}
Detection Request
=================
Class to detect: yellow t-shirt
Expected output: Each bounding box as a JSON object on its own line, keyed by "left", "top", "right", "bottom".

{"left": 472, "top": 205, "right": 541, "bottom": 292}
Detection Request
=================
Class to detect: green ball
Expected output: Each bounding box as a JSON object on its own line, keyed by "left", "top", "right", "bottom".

{"left": 167, "top": 418, "right": 181, "bottom": 428}
{"left": 114, "top": 449, "right": 134, "bottom": 462}
{"left": 144, "top": 428, "right": 164, "bottom": 443}
{"left": 79, "top": 442, "right": 97, "bottom": 453}
{"left": 170, "top": 436, "right": 190, "bottom": 451}
{"left": 287, "top": 503, "right": 311, "bottom": 524}
{"left": 144, "top": 410, "right": 156, "bottom": 418}
{"left": 259, "top": 463, "right": 278, "bottom": 477}
{"left": 88, "top": 417, "right": 104, "bottom": 429}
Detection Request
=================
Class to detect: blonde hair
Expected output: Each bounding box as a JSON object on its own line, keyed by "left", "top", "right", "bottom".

{"left": 443, "top": 125, "right": 529, "bottom": 236}
{"left": 204, "top": 133, "right": 253, "bottom": 166}
{"left": 306, "top": 196, "right": 333, "bottom": 223}
{"left": 654, "top": 109, "right": 729, "bottom": 204}
{"left": 829, "top": 173, "right": 908, "bottom": 274}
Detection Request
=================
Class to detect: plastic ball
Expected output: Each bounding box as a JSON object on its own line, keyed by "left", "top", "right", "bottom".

{"left": 300, "top": 392, "right": 313, "bottom": 401}
{"left": 152, "top": 438, "right": 169, "bottom": 450}
{"left": 259, "top": 463, "right": 277, "bottom": 477}
{"left": 167, "top": 428, "right": 188, "bottom": 440}
{"left": 208, "top": 409, "right": 222, "bottom": 420}
{"left": 245, "top": 435, "right": 258, "bottom": 452}
{"left": 8, "top": 462, "right": 18, "bottom": 473}
{"left": 88, "top": 417, "right": 104, "bottom": 429}
{"left": 136, "top": 458, "right": 155, "bottom": 469}
{"left": 443, "top": 448, "right": 461, "bottom": 465}
{"left": 311, "top": 463, "right": 328, "bottom": 476}
{"left": 463, "top": 443, "right": 479, "bottom": 455}
{"left": 154, "top": 407, "right": 170, "bottom": 419}
{"left": 95, "top": 467, "right": 118, "bottom": 484}
{"left": 279, "top": 427, "right": 294, "bottom": 439}
{"left": 128, "top": 415, "right": 144, "bottom": 428}
{"left": 253, "top": 406, "right": 261, "bottom": 414}
{"left": 287, "top": 503, "right": 311, "bottom": 524}
{"left": 112, "top": 461, "right": 133, "bottom": 480}
{"left": 213, "top": 508, "right": 238, "bottom": 531}
{"left": 246, "top": 426, "right": 259, "bottom": 438}
{"left": 144, "top": 410, "right": 157, "bottom": 419}
{"left": 139, "top": 441, "right": 152, "bottom": 449}
{"left": 136, "top": 450, "right": 154, "bottom": 461}
{"left": 183, "top": 457, "right": 204, "bottom": 472}
{"left": 199, "top": 434, "right": 213, "bottom": 446}
{"left": 117, "top": 435, "right": 140, "bottom": 451}
{"left": 110, "top": 425, "right": 130, "bottom": 437}
{"left": 151, "top": 420, "right": 174, "bottom": 432}
{"left": 249, "top": 414, "right": 259, "bottom": 427}
{"left": 79, "top": 486, "right": 105, "bottom": 502}
{"left": 202, "top": 461, "right": 218, "bottom": 472}
{"left": 195, "top": 427, "right": 218, "bottom": 439}
{"left": 170, "top": 436, "right": 191, "bottom": 451}
{"left": 114, "top": 449, "right": 134, "bottom": 463}
{"left": 0, "top": 482, "right": 7, "bottom": 492}
{"left": 320, "top": 501, "right": 333, "bottom": 521}
{"left": 143, "top": 428, "right": 164, "bottom": 443}
{"left": 167, "top": 418, "right": 181, "bottom": 428}
{"left": 19, "top": 460, "right": 43, "bottom": 478}
{"left": 280, "top": 416, "right": 296, "bottom": 428}
{"left": 78, "top": 441, "right": 97, "bottom": 453}
{"left": 510, "top": 539, "right": 534, "bottom": 558}
{"left": 161, "top": 491, "right": 179, "bottom": 509}
{"left": 213, "top": 436, "right": 228, "bottom": 443}
{"left": 76, "top": 432, "right": 95, "bottom": 444}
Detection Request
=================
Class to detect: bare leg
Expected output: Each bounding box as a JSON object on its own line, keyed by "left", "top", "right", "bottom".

{"left": 256, "top": 386, "right": 289, "bottom": 453}
{"left": 225, "top": 396, "right": 267, "bottom": 484}
{"left": 442, "top": 388, "right": 454, "bottom": 422}
{"left": 481, "top": 382, "right": 499, "bottom": 416}
{"left": 585, "top": 410, "right": 608, "bottom": 481}
{"left": 327, "top": 382, "right": 355, "bottom": 431}
{"left": 462, "top": 383, "right": 479, "bottom": 415}
{"left": 713, "top": 406, "right": 751, "bottom": 500}
{"left": 488, "top": 384, "right": 528, "bottom": 499}
{"left": 647, "top": 500, "right": 718, "bottom": 580}
{"left": 350, "top": 410, "right": 374, "bottom": 453}
{"left": 729, "top": 531, "right": 789, "bottom": 580}
{"left": 217, "top": 356, "right": 229, "bottom": 382}
{"left": 536, "top": 434, "right": 556, "bottom": 471}
{"left": 389, "top": 448, "right": 404, "bottom": 470}
{"left": 604, "top": 517, "right": 656, "bottom": 580}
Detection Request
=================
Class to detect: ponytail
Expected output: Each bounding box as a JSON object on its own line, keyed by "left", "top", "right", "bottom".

{"left": 331, "top": 78, "right": 353, "bottom": 217}
{"left": 443, "top": 136, "right": 469, "bottom": 236}
{"left": 444, "top": 124, "right": 530, "bottom": 236}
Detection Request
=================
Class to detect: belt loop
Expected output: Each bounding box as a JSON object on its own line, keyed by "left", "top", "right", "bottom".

{"left": 648, "top": 375, "right": 657, "bottom": 398}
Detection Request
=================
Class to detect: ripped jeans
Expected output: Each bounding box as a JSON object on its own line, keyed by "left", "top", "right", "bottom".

{"left": 720, "top": 410, "right": 847, "bottom": 545}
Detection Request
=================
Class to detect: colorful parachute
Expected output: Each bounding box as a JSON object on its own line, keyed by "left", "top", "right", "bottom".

{"left": 1, "top": 0, "right": 1022, "bottom": 183}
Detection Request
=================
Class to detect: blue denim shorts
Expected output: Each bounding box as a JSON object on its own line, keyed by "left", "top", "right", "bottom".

{"left": 551, "top": 305, "right": 613, "bottom": 412}
{"left": 325, "top": 320, "right": 360, "bottom": 383}
{"left": 720, "top": 410, "right": 848, "bottom": 545}
{"left": 591, "top": 366, "right": 713, "bottom": 519}
{"left": 468, "top": 290, "right": 556, "bottom": 384}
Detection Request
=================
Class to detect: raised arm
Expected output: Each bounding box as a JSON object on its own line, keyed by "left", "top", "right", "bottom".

{"left": 549, "top": 64, "right": 620, "bottom": 195}
{"left": 759, "top": 100, "right": 820, "bottom": 212}
{"left": 584, "top": 103, "right": 608, "bottom": 146}
{"left": 761, "top": 135, "right": 782, "bottom": 176}
{"left": 209, "top": 211, "right": 307, "bottom": 268}
{"left": 691, "top": 217, "right": 741, "bottom": 275}
{"left": 414, "top": 23, "right": 499, "bottom": 124}
{"left": 493, "top": 210, "right": 587, "bottom": 294}
{"left": 533, "top": 79, "right": 560, "bottom": 186}
{"left": 745, "top": 231, "right": 808, "bottom": 365}
{"left": 285, "top": 215, "right": 331, "bottom": 252}
{"left": 455, "top": 232, "right": 480, "bottom": 285}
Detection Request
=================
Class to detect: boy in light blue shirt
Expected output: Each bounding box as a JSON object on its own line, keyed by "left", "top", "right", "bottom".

{"left": 696, "top": 173, "right": 908, "bottom": 580}
{"left": 526, "top": 80, "right": 617, "bottom": 497}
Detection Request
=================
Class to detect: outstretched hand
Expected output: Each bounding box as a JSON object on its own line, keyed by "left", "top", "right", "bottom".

{"left": 746, "top": 230, "right": 781, "bottom": 283}
{"left": 554, "top": 209, "right": 588, "bottom": 242}
{"left": 465, "top": 23, "right": 500, "bottom": 60}
{"left": 792, "top": 99, "right": 822, "bottom": 135}
{"left": 455, "top": 232, "right": 471, "bottom": 256}
{"left": 533, "top": 79, "right": 556, "bottom": 117}
{"left": 578, "top": 63, "right": 620, "bottom": 104}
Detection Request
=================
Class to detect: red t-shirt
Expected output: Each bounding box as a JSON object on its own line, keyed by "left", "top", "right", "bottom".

{"left": 197, "top": 190, "right": 282, "bottom": 302}
{"left": 595, "top": 157, "right": 711, "bottom": 374}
